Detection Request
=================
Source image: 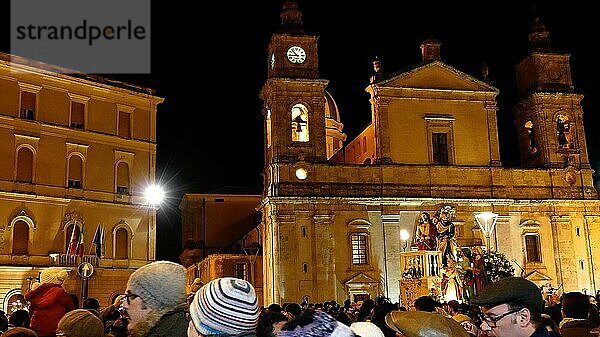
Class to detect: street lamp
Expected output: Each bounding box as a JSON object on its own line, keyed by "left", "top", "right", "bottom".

{"left": 400, "top": 229, "right": 410, "bottom": 252}
{"left": 475, "top": 212, "right": 498, "bottom": 252}
{"left": 144, "top": 184, "right": 165, "bottom": 206}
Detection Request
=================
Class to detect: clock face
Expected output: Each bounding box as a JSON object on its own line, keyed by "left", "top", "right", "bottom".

{"left": 286, "top": 46, "right": 306, "bottom": 64}
{"left": 271, "top": 53, "right": 275, "bottom": 70}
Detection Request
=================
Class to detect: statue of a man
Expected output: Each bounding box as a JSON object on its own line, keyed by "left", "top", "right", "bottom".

{"left": 415, "top": 212, "right": 437, "bottom": 251}
{"left": 436, "top": 206, "right": 458, "bottom": 268}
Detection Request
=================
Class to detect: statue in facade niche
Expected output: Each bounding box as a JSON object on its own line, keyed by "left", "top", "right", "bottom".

{"left": 415, "top": 212, "right": 437, "bottom": 251}
{"left": 435, "top": 205, "right": 458, "bottom": 268}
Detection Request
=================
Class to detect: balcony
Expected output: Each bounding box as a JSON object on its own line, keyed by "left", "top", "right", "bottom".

{"left": 399, "top": 250, "right": 443, "bottom": 307}
{"left": 50, "top": 254, "right": 99, "bottom": 267}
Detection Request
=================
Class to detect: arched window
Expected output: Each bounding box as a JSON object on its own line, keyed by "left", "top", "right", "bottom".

{"left": 115, "top": 228, "right": 129, "bottom": 259}
{"left": 524, "top": 121, "right": 537, "bottom": 154}
{"left": 16, "top": 147, "right": 34, "bottom": 183}
{"left": 116, "top": 162, "right": 130, "bottom": 194}
{"left": 68, "top": 155, "right": 83, "bottom": 188}
{"left": 291, "top": 103, "right": 309, "bottom": 142}
{"left": 12, "top": 220, "right": 29, "bottom": 255}
{"left": 556, "top": 115, "right": 574, "bottom": 149}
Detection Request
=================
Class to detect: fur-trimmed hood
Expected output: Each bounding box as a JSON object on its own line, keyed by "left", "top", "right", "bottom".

{"left": 129, "top": 302, "right": 188, "bottom": 337}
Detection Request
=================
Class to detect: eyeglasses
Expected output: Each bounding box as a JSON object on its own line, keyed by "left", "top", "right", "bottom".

{"left": 119, "top": 292, "right": 141, "bottom": 304}
{"left": 480, "top": 308, "right": 523, "bottom": 328}
{"left": 56, "top": 332, "right": 67, "bottom": 336}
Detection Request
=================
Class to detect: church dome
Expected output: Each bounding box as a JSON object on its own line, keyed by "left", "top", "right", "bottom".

{"left": 324, "top": 90, "right": 341, "bottom": 122}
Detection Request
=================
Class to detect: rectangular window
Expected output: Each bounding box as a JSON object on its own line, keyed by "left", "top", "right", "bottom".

{"left": 525, "top": 235, "right": 541, "bottom": 262}
{"left": 234, "top": 263, "right": 248, "bottom": 280}
{"left": 432, "top": 133, "right": 448, "bottom": 165}
{"left": 118, "top": 111, "right": 131, "bottom": 138}
{"left": 116, "top": 186, "right": 129, "bottom": 194}
{"left": 68, "top": 179, "right": 82, "bottom": 189}
{"left": 351, "top": 233, "right": 368, "bottom": 265}
{"left": 70, "top": 102, "right": 85, "bottom": 129}
{"left": 20, "top": 92, "right": 36, "bottom": 120}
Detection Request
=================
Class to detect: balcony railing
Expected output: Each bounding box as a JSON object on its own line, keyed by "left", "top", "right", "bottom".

{"left": 400, "top": 250, "right": 442, "bottom": 279}
{"left": 50, "top": 254, "right": 99, "bottom": 267}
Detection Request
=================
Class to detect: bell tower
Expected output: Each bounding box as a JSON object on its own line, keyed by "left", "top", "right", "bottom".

{"left": 514, "top": 17, "right": 590, "bottom": 170}
{"left": 260, "top": 1, "right": 328, "bottom": 191}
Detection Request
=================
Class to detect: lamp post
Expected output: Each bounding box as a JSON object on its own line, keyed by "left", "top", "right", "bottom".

{"left": 475, "top": 212, "right": 498, "bottom": 252}
{"left": 400, "top": 229, "right": 410, "bottom": 252}
{"left": 145, "top": 183, "right": 164, "bottom": 262}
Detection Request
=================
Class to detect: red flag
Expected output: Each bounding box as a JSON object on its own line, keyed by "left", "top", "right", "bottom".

{"left": 68, "top": 225, "right": 80, "bottom": 256}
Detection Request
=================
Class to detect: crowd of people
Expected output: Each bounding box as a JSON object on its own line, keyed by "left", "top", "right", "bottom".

{"left": 1, "top": 262, "right": 600, "bottom": 337}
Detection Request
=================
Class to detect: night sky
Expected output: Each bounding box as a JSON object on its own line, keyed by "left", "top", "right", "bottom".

{"left": 2, "top": 2, "right": 598, "bottom": 261}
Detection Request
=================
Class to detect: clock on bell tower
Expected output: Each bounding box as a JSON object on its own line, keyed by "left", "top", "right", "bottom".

{"left": 260, "top": 0, "right": 328, "bottom": 169}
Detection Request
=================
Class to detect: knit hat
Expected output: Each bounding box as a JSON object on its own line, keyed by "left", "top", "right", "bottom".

{"left": 385, "top": 311, "right": 469, "bottom": 337}
{"left": 279, "top": 310, "right": 356, "bottom": 337}
{"left": 39, "top": 267, "right": 68, "bottom": 285}
{"left": 0, "top": 327, "right": 38, "bottom": 337}
{"left": 126, "top": 261, "right": 186, "bottom": 310}
{"left": 350, "top": 322, "right": 385, "bottom": 337}
{"left": 189, "top": 277, "right": 259, "bottom": 335}
{"left": 57, "top": 309, "right": 104, "bottom": 337}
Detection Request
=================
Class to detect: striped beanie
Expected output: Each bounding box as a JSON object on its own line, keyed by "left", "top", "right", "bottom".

{"left": 189, "top": 277, "right": 259, "bottom": 335}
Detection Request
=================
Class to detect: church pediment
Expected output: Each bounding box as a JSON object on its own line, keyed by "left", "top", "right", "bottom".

{"left": 345, "top": 272, "right": 378, "bottom": 285}
{"left": 378, "top": 61, "right": 497, "bottom": 92}
{"left": 524, "top": 270, "right": 552, "bottom": 283}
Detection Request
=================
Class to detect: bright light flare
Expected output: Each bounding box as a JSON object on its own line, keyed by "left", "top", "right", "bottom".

{"left": 145, "top": 184, "right": 165, "bottom": 205}
{"left": 400, "top": 229, "right": 410, "bottom": 241}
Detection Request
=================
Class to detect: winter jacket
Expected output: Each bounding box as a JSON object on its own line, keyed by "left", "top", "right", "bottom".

{"left": 559, "top": 318, "right": 598, "bottom": 337}
{"left": 129, "top": 303, "right": 188, "bottom": 337}
{"left": 25, "top": 283, "right": 76, "bottom": 337}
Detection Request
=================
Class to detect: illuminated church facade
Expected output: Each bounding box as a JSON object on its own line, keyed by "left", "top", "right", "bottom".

{"left": 259, "top": 2, "right": 600, "bottom": 304}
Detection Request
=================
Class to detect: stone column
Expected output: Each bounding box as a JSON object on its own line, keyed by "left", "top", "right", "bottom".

{"left": 381, "top": 214, "right": 401, "bottom": 300}
{"left": 484, "top": 101, "right": 502, "bottom": 166}
{"left": 371, "top": 95, "right": 393, "bottom": 164}
{"left": 585, "top": 215, "right": 600, "bottom": 293}
{"left": 314, "top": 213, "right": 336, "bottom": 302}
{"left": 551, "top": 215, "right": 577, "bottom": 290}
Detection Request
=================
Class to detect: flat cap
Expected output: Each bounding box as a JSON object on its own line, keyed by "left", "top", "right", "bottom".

{"left": 385, "top": 311, "right": 468, "bottom": 337}
{"left": 471, "top": 277, "right": 543, "bottom": 312}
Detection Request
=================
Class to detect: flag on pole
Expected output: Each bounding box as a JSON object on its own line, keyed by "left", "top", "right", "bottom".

{"left": 100, "top": 226, "right": 105, "bottom": 258}
{"left": 77, "top": 224, "right": 85, "bottom": 259}
{"left": 92, "top": 224, "right": 102, "bottom": 258}
{"left": 67, "top": 225, "right": 80, "bottom": 256}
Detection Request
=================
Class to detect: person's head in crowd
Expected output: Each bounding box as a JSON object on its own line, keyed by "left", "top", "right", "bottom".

{"left": 284, "top": 303, "right": 302, "bottom": 320}
{"left": 39, "top": 267, "right": 68, "bottom": 286}
{"left": 188, "top": 277, "right": 259, "bottom": 337}
{"left": 0, "top": 312, "right": 7, "bottom": 333}
{"left": 8, "top": 310, "right": 30, "bottom": 328}
{"left": 471, "top": 277, "right": 543, "bottom": 337}
{"left": 413, "top": 296, "right": 436, "bottom": 312}
{"left": 386, "top": 310, "right": 468, "bottom": 337}
{"left": 278, "top": 310, "right": 357, "bottom": 337}
{"left": 256, "top": 311, "right": 287, "bottom": 337}
{"left": 268, "top": 304, "right": 283, "bottom": 313}
{"left": 448, "top": 300, "right": 460, "bottom": 316}
{"left": 56, "top": 309, "right": 104, "bottom": 337}
{"left": 344, "top": 299, "right": 351, "bottom": 309}
{"left": 561, "top": 292, "right": 589, "bottom": 319}
{"left": 69, "top": 294, "right": 79, "bottom": 309}
{"left": 0, "top": 327, "right": 38, "bottom": 337}
{"left": 350, "top": 322, "right": 385, "bottom": 337}
{"left": 123, "top": 261, "right": 186, "bottom": 330}
{"left": 82, "top": 298, "right": 100, "bottom": 311}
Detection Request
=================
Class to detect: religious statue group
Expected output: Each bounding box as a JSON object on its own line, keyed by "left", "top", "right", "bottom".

{"left": 414, "top": 205, "right": 489, "bottom": 302}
